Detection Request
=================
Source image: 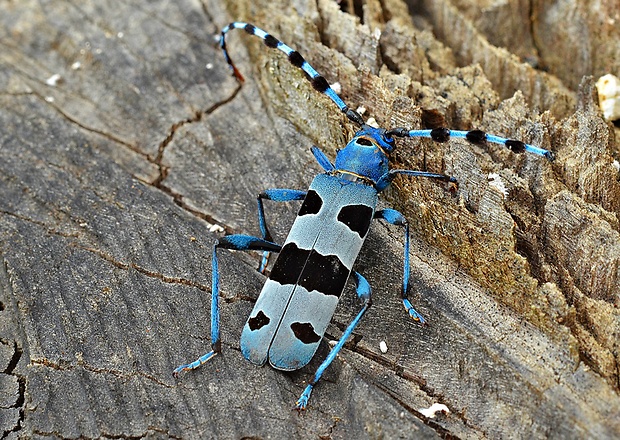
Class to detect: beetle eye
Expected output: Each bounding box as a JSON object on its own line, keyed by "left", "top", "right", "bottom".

{"left": 356, "top": 138, "right": 373, "bottom": 146}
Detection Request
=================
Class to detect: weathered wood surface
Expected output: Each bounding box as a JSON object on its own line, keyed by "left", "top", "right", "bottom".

{"left": 1, "top": 0, "right": 619, "bottom": 438}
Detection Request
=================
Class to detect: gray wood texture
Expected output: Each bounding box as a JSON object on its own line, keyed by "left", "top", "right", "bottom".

{"left": 1, "top": 0, "right": 619, "bottom": 438}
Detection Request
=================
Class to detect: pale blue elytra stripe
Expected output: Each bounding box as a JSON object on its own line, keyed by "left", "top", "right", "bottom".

{"left": 282, "top": 174, "right": 342, "bottom": 249}
{"left": 286, "top": 175, "right": 376, "bottom": 268}
{"left": 312, "top": 191, "right": 376, "bottom": 268}
{"left": 241, "top": 174, "right": 343, "bottom": 366}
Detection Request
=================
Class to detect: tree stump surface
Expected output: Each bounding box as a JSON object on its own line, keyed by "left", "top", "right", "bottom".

{"left": 1, "top": 0, "right": 619, "bottom": 438}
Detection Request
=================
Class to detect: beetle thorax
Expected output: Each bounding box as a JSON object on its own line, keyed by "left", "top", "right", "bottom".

{"left": 334, "top": 134, "right": 390, "bottom": 183}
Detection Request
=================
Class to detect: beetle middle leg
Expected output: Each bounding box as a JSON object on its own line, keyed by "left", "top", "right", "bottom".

{"left": 295, "top": 271, "right": 372, "bottom": 411}
{"left": 374, "top": 208, "right": 426, "bottom": 324}
{"left": 256, "top": 188, "right": 307, "bottom": 273}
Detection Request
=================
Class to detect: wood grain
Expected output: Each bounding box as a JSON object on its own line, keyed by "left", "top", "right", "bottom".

{"left": 1, "top": 0, "right": 618, "bottom": 438}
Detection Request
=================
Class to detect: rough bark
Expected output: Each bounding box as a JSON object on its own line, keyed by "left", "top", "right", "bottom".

{"left": 1, "top": 0, "right": 619, "bottom": 438}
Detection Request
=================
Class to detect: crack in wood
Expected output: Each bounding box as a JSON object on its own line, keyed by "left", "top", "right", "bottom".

{"left": 76, "top": 244, "right": 259, "bottom": 304}
{"left": 75, "top": 245, "right": 210, "bottom": 292}
{"left": 151, "top": 83, "right": 242, "bottom": 182}
{"left": 32, "top": 426, "right": 183, "bottom": 440}
{"left": 0, "top": 209, "right": 80, "bottom": 239}
{"left": 30, "top": 357, "right": 173, "bottom": 388}
{"left": 148, "top": 85, "right": 243, "bottom": 234}
{"left": 30, "top": 92, "right": 147, "bottom": 159}
{"left": 335, "top": 343, "right": 472, "bottom": 438}
{"left": 0, "top": 339, "right": 25, "bottom": 437}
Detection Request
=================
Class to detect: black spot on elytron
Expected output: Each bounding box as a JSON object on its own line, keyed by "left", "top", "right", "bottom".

{"left": 248, "top": 310, "right": 270, "bottom": 331}
{"left": 288, "top": 51, "right": 305, "bottom": 68}
{"left": 291, "top": 322, "right": 321, "bottom": 344}
{"left": 264, "top": 34, "right": 280, "bottom": 48}
{"left": 298, "top": 190, "right": 322, "bottom": 216}
{"left": 466, "top": 130, "right": 487, "bottom": 145}
{"left": 244, "top": 24, "right": 256, "bottom": 35}
{"left": 311, "top": 76, "right": 330, "bottom": 93}
{"left": 506, "top": 139, "right": 526, "bottom": 153}
{"left": 269, "top": 242, "right": 308, "bottom": 286}
{"left": 430, "top": 127, "right": 450, "bottom": 143}
{"left": 337, "top": 205, "right": 373, "bottom": 238}
{"left": 270, "top": 243, "right": 350, "bottom": 297}
{"left": 301, "top": 251, "right": 349, "bottom": 297}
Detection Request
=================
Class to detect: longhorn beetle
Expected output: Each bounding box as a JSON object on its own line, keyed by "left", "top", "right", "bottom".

{"left": 174, "top": 22, "right": 555, "bottom": 410}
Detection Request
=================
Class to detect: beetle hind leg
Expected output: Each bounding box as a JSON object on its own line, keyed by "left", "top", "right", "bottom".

{"left": 173, "top": 235, "right": 281, "bottom": 377}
